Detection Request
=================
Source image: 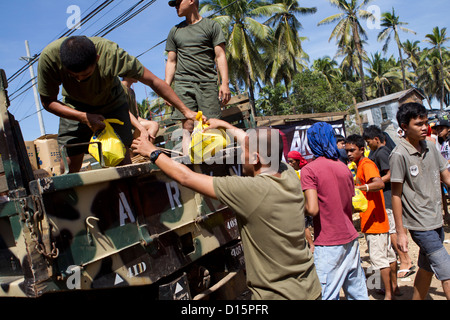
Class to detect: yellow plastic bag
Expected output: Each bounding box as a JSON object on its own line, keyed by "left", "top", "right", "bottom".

{"left": 348, "top": 161, "right": 357, "bottom": 181}
{"left": 88, "top": 119, "right": 126, "bottom": 167}
{"left": 352, "top": 188, "right": 368, "bottom": 213}
{"left": 189, "top": 111, "right": 230, "bottom": 163}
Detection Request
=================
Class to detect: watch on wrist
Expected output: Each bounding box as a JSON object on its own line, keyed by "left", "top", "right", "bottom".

{"left": 149, "top": 150, "right": 162, "bottom": 163}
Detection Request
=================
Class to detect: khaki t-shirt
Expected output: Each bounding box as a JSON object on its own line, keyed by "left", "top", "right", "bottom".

{"left": 213, "top": 163, "right": 321, "bottom": 300}
{"left": 122, "top": 84, "right": 138, "bottom": 118}
{"left": 165, "top": 18, "right": 225, "bottom": 82}
{"left": 37, "top": 37, "right": 145, "bottom": 113}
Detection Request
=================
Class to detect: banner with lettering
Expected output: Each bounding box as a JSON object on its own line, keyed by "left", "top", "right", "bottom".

{"left": 273, "top": 119, "right": 346, "bottom": 161}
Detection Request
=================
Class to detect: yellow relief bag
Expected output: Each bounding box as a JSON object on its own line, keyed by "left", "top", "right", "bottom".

{"left": 189, "top": 111, "right": 231, "bottom": 163}
{"left": 348, "top": 161, "right": 357, "bottom": 181}
{"left": 88, "top": 119, "right": 126, "bottom": 167}
{"left": 352, "top": 188, "right": 368, "bottom": 213}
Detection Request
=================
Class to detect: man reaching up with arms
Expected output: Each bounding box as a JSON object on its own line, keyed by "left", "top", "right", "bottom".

{"left": 132, "top": 119, "right": 321, "bottom": 300}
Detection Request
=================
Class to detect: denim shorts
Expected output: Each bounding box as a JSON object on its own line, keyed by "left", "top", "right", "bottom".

{"left": 410, "top": 227, "right": 450, "bottom": 281}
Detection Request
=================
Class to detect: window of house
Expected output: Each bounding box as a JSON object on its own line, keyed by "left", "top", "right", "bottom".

{"left": 381, "top": 106, "right": 388, "bottom": 121}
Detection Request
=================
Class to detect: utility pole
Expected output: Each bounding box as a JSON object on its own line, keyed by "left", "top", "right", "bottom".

{"left": 353, "top": 97, "right": 363, "bottom": 135}
{"left": 21, "top": 40, "right": 45, "bottom": 136}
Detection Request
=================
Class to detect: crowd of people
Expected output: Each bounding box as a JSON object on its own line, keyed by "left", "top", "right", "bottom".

{"left": 287, "top": 103, "right": 450, "bottom": 300}
{"left": 35, "top": 0, "right": 450, "bottom": 301}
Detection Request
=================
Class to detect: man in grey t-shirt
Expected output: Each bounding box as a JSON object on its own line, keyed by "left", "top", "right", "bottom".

{"left": 390, "top": 102, "right": 450, "bottom": 300}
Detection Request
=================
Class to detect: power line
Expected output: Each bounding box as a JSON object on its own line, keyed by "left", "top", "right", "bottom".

{"left": 101, "top": 0, "right": 155, "bottom": 36}
{"left": 18, "top": 107, "right": 45, "bottom": 123}
{"left": 56, "top": 0, "right": 115, "bottom": 39}
{"left": 7, "top": 0, "right": 115, "bottom": 84}
{"left": 12, "top": 0, "right": 157, "bottom": 123}
{"left": 9, "top": 77, "right": 36, "bottom": 101}
{"left": 136, "top": 39, "right": 167, "bottom": 58}
{"left": 77, "top": 0, "right": 126, "bottom": 36}
{"left": 7, "top": 54, "right": 40, "bottom": 84}
{"left": 94, "top": 0, "right": 146, "bottom": 36}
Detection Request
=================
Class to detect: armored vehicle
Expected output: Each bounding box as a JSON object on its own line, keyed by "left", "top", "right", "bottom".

{"left": 0, "top": 68, "right": 254, "bottom": 299}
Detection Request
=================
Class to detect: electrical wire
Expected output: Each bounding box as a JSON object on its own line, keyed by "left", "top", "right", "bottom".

{"left": 93, "top": 0, "right": 145, "bottom": 36}
{"left": 8, "top": 0, "right": 156, "bottom": 85}
{"left": 12, "top": 0, "right": 239, "bottom": 122}
{"left": 48, "top": 0, "right": 104, "bottom": 43}
{"left": 11, "top": 0, "right": 157, "bottom": 123}
{"left": 9, "top": 77, "right": 36, "bottom": 101}
{"left": 77, "top": 0, "right": 126, "bottom": 36}
{"left": 18, "top": 107, "right": 45, "bottom": 122}
{"left": 7, "top": 0, "right": 114, "bottom": 84}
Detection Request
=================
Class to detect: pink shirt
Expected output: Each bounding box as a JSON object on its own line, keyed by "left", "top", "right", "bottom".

{"left": 301, "top": 157, "right": 359, "bottom": 246}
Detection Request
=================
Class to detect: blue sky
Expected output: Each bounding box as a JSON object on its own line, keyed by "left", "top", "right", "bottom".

{"left": 0, "top": 0, "right": 449, "bottom": 141}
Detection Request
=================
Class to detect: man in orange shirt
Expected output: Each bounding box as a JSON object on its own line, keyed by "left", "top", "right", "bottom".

{"left": 346, "top": 134, "right": 399, "bottom": 300}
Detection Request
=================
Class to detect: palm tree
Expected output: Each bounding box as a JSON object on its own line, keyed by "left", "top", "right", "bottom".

{"left": 335, "top": 38, "right": 361, "bottom": 82}
{"left": 312, "top": 56, "right": 340, "bottom": 88}
{"left": 137, "top": 98, "right": 150, "bottom": 119}
{"left": 138, "top": 91, "right": 172, "bottom": 121}
{"left": 262, "top": 37, "right": 309, "bottom": 106}
{"left": 264, "top": 0, "right": 316, "bottom": 72}
{"left": 318, "top": 0, "right": 374, "bottom": 101}
{"left": 424, "top": 26, "right": 450, "bottom": 109}
{"left": 262, "top": 0, "right": 315, "bottom": 103}
{"left": 416, "top": 47, "right": 450, "bottom": 109}
{"left": 365, "top": 53, "right": 405, "bottom": 98}
{"left": 377, "top": 8, "right": 416, "bottom": 90}
{"left": 402, "top": 39, "right": 421, "bottom": 72}
{"left": 416, "top": 48, "right": 441, "bottom": 108}
{"left": 365, "top": 53, "right": 390, "bottom": 97}
{"left": 200, "top": 0, "right": 285, "bottom": 117}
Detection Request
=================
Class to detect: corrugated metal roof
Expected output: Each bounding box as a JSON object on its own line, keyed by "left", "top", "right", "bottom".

{"left": 356, "top": 88, "right": 425, "bottom": 110}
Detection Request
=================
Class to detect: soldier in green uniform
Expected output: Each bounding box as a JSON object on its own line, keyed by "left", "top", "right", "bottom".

{"left": 37, "top": 35, "right": 199, "bottom": 173}
{"left": 165, "top": 0, "right": 231, "bottom": 153}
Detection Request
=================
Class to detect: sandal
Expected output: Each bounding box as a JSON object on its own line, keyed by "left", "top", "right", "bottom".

{"left": 397, "top": 266, "right": 416, "bottom": 278}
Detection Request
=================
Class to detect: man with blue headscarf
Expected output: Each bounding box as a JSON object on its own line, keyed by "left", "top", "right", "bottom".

{"left": 300, "top": 122, "right": 369, "bottom": 300}
{"left": 306, "top": 121, "right": 341, "bottom": 160}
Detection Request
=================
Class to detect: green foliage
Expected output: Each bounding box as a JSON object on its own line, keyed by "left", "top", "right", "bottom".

{"left": 143, "top": 1, "right": 450, "bottom": 115}
{"left": 256, "top": 83, "right": 291, "bottom": 115}
{"left": 290, "top": 70, "right": 355, "bottom": 114}
{"left": 256, "top": 70, "right": 356, "bottom": 116}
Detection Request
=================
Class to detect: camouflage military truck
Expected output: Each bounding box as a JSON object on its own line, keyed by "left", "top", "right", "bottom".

{"left": 0, "top": 69, "right": 254, "bottom": 299}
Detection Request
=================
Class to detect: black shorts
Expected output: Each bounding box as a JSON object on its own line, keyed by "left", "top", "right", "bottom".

{"left": 57, "top": 103, "right": 133, "bottom": 157}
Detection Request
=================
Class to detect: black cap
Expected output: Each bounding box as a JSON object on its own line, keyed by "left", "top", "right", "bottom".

{"left": 168, "top": 0, "right": 177, "bottom": 6}
{"left": 435, "top": 119, "right": 450, "bottom": 127}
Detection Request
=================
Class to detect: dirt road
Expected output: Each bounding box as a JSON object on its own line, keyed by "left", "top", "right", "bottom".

{"left": 353, "top": 218, "right": 450, "bottom": 300}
